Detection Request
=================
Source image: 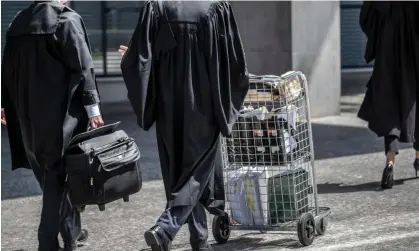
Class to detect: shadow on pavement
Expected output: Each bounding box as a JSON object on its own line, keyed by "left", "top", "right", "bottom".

{"left": 311, "top": 123, "right": 411, "bottom": 161}
{"left": 139, "top": 236, "right": 300, "bottom": 251}
{"left": 317, "top": 177, "right": 419, "bottom": 194}
{"left": 1, "top": 100, "right": 414, "bottom": 200}
{"left": 212, "top": 236, "right": 301, "bottom": 250}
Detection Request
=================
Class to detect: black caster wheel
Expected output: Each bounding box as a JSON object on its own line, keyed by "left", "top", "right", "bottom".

{"left": 297, "top": 213, "right": 315, "bottom": 246}
{"left": 98, "top": 204, "right": 105, "bottom": 211}
{"left": 212, "top": 214, "right": 231, "bottom": 244}
{"left": 316, "top": 218, "right": 327, "bottom": 235}
{"left": 259, "top": 230, "right": 267, "bottom": 234}
{"left": 123, "top": 195, "right": 129, "bottom": 202}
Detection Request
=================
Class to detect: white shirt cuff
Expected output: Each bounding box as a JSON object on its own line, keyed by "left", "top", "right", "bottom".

{"left": 84, "top": 104, "right": 101, "bottom": 118}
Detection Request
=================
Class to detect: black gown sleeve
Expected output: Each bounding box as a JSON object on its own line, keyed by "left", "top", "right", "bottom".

{"left": 1, "top": 39, "right": 29, "bottom": 169}
{"left": 1, "top": 42, "right": 9, "bottom": 109}
{"left": 55, "top": 13, "right": 100, "bottom": 106}
{"left": 2, "top": 11, "right": 21, "bottom": 109}
{"left": 121, "top": 1, "right": 156, "bottom": 131}
{"left": 205, "top": 2, "right": 250, "bottom": 137}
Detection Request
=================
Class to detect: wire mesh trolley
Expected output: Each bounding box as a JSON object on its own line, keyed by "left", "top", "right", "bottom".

{"left": 211, "top": 71, "right": 331, "bottom": 246}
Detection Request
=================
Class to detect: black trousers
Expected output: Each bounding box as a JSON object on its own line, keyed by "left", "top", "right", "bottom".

{"left": 157, "top": 202, "right": 209, "bottom": 249}
{"left": 28, "top": 154, "right": 81, "bottom": 250}
{"left": 384, "top": 136, "right": 419, "bottom": 154}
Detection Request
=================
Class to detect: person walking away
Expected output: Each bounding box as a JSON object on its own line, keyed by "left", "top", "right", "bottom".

{"left": 120, "top": 1, "right": 249, "bottom": 250}
{"left": 358, "top": 1, "right": 419, "bottom": 189}
{"left": 1, "top": 0, "right": 104, "bottom": 250}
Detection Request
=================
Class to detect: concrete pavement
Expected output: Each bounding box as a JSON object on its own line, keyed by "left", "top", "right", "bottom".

{"left": 2, "top": 73, "right": 419, "bottom": 251}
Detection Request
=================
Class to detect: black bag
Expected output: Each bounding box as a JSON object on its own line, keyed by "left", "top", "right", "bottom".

{"left": 64, "top": 122, "right": 142, "bottom": 211}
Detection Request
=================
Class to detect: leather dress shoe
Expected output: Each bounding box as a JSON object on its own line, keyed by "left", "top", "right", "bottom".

{"left": 61, "top": 229, "right": 89, "bottom": 250}
{"left": 144, "top": 226, "right": 172, "bottom": 251}
{"left": 76, "top": 229, "right": 89, "bottom": 242}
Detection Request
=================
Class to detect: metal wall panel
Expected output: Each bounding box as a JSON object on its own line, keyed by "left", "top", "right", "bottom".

{"left": 73, "top": 1, "right": 142, "bottom": 75}
{"left": 340, "top": 1, "right": 373, "bottom": 68}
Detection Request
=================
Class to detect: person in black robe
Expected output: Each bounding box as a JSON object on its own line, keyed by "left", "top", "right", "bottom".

{"left": 358, "top": 1, "right": 419, "bottom": 189}
{"left": 1, "top": 1, "right": 104, "bottom": 250}
{"left": 120, "top": 1, "right": 249, "bottom": 250}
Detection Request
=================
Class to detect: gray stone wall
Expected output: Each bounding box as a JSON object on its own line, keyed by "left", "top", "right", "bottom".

{"left": 232, "top": 1, "right": 341, "bottom": 117}
{"left": 1, "top": 1, "right": 342, "bottom": 118}
{"left": 291, "top": 1, "right": 341, "bottom": 117}
{"left": 230, "top": 1, "right": 292, "bottom": 75}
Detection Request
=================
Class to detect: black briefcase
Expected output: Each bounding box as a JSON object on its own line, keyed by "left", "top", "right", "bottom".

{"left": 64, "top": 122, "right": 142, "bottom": 211}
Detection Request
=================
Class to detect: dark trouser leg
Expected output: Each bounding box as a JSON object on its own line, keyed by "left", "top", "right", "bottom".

{"left": 156, "top": 203, "right": 209, "bottom": 244}
{"left": 384, "top": 135, "right": 399, "bottom": 155}
{"left": 413, "top": 141, "right": 419, "bottom": 152}
{"left": 31, "top": 160, "right": 81, "bottom": 249}
{"left": 36, "top": 167, "right": 65, "bottom": 250}
{"left": 59, "top": 192, "right": 82, "bottom": 245}
{"left": 187, "top": 203, "right": 208, "bottom": 249}
{"left": 154, "top": 132, "right": 221, "bottom": 242}
{"left": 156, "top": 204, "right": 195, "bottom": 240}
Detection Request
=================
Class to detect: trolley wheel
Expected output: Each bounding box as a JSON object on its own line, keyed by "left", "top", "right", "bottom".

{"left": 297, "top": 213, "right": 315, "bottom": 246}
{"left": 212, "top": 214, "right": 231, "bottom": 244}
{"left": 259, "top": 230, "right": 267, "bottom": 234}
{"left": 316, "top": 218, "right": 327, "bottom": 236}
{"left": 123, "top": 195, "right": 129, "bottom": 202}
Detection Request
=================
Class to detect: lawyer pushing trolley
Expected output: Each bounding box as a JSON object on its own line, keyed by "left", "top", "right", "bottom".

{"left": 212, "top": 71, "right": 331, "bottom": 246}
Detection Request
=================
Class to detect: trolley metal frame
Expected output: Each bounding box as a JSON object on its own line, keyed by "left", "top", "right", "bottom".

{"left": 211, "top": 71, "right": 331, "bottom": 247}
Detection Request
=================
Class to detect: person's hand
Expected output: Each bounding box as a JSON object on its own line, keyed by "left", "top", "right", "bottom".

{"left": 1, "top": 108, "right": 6, "bottom": 125}
{"left": 89, "top": 115, "right": 104, "bottom": 129}
{"left": 119, "top": 45, "right": 128, "bottom": 56}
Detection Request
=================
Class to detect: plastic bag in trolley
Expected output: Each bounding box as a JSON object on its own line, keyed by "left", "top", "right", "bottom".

{"left": 226, "top": 165, "right": 313, "bottom": 226}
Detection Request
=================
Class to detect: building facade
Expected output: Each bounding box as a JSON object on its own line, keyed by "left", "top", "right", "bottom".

{"left": 1, "top": 1, "right": 369, "bottom": 117}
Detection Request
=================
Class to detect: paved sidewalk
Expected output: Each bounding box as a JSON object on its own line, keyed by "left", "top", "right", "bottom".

{"left": 2, "top": 74, "right": 419, "bottom": 250}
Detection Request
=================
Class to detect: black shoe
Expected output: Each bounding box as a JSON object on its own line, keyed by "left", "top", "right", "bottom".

{"left": 76, "top": 205, "right": 86, "bottom": 212}
{"left": 413, "top": 159, "right": 419, "bottom": 177}
{"left": 77, "top": 229, "right": 89, "bottom": 243}
{"left": 192, "top": 242, "right": 214, "bottom": 251}
{"left": 63, "top": 229, "right": 89, "bottom": 250}
{"left": 380, "top": 163, "right": 394, "bottom": 189}
{"left": 144, "top": 226, "right": 172, "bottom": 251}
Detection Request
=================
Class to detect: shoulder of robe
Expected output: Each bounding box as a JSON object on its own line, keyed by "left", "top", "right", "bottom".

{"left": 59, "top": 7, "right": 83, "bottom": 26}
{"left": 8, "top": 11, "right": 22, "bottom": 29}
{"left": 7, "top": 2, "right": 66, "bottom": 37}
{"left": 56, "top": 7, "right": 86, "bottom": 36}
{"left": 204, "top": 1, "right": 232, "bottom": 21}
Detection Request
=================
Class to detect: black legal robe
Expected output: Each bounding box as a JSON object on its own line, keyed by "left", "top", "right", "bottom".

{"left": 121, "top": 1, "right": 249, "bottom": 214}
{"left": 1, "top": 1, "right": 100, "bottom": 170}
{"left": 358, "top": 2, "right": 419, "bottom": 142}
